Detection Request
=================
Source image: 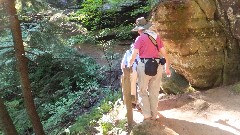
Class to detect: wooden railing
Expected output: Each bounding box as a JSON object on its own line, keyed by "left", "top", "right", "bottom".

{"left": 121, "top": 67, "right": 133, "bottom": 128}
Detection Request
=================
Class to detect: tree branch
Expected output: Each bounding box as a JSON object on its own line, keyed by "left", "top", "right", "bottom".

{"left": 0, "top": 46, "right": 14, "bottom": 49}
{"left": 25, "top": 50, "right": 40, "bottom": 56}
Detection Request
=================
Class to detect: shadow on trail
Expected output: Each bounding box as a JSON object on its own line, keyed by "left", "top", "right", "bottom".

{"left": 156, "top": 116, "right": 237, "bottom": 135}
{"left": 157, "top": 94, "right": 195, "bottom": 111}
{"left": 216, "top": 119, "right": 240, "bottom": 133}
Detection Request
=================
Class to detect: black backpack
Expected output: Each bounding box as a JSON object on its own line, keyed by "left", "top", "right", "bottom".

{"left": 145, "top": 58, "right": 159, "bottom": 76}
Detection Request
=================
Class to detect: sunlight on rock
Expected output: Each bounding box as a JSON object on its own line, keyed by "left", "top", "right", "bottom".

{"left": 151, "top": 0, "right": 240, "bottom": 88}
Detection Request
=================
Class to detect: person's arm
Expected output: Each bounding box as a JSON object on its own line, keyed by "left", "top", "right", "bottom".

{"left": 129, "top": 48, "right": 139, "bottom": 67}
{"left": 159, "top": 47, "right": 171, "bottom": 77}
{"left": 156, "top": 35, "right": 171, "bottom": 76}
{"left": 121, "top": 52, "right": 128, "bottom": 69}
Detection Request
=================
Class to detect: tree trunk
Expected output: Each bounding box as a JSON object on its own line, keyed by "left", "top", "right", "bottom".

{"left": 4, "top": 0, "right": 45, "bottom": 135}
{"left": 0, "top": 98, "right": 18, "bottom": 135}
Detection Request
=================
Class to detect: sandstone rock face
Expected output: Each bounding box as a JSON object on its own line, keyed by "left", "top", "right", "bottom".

{"left": 151, "top": 0, "right": 240, "bottom": 88}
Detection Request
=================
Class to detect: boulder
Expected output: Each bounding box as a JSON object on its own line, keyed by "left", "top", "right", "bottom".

{"left": 151, "top": 0, "right": 240, "bottom": 88}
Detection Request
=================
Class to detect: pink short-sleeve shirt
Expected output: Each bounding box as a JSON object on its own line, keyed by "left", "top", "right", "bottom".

{"left": 134, "top": 33, "right": 164, "bottom": 58}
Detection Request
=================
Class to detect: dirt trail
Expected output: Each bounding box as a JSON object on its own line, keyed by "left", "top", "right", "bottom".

{"left": 132, "top": 87, "right": 240, "bottom": 135}
{"left": 76, "top": 43, "right": 240, "bottom": 135}
{"left": 75, "top": 43, "right": 130, "bottom": 65}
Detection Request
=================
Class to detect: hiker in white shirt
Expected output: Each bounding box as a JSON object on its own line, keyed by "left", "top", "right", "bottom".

{"left": 121, "top": 44, "right": 140, "bottom": 106}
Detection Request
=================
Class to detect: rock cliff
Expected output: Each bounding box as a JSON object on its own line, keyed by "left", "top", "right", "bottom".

{"left": 151, "top": 0, "right": 240, "bottom": 88}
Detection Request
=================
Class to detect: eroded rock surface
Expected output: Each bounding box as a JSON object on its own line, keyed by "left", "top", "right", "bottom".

{"left": 151, "top": 0, "right": 240, "bottom": 88}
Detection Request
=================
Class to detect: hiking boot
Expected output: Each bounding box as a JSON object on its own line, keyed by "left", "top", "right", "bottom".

{"left": 132, "top": 103, "right": 136, "bottom": 108}
{"left": 143, "top": 117, "right": 151, "bottom": 121}
{"left": 132, "top": 103, "right": 141, "bottom": 110}
{"left": 135, "top": 104, "right": 141, "bottom": 110}
{"left": 151, "top": 113, "right": 158, "bottom": 120}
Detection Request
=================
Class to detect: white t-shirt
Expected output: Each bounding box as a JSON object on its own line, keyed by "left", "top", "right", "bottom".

{"left": 121, "top": 49, "right": 140, "bottom": 71}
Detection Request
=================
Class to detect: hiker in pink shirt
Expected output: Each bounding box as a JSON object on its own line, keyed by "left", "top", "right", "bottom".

{"left": 129, "top": 17, "right": 171, "bottom": 120}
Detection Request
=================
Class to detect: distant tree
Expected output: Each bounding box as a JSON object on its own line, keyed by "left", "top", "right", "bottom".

{"left": 0, "top": 98, "right": 18, "bottom": 135}
{"left": 4, "top": 0, "right": 45, "bottom": 135}
{"left": 18, "top": 0, "right": 47, "bottom": 13}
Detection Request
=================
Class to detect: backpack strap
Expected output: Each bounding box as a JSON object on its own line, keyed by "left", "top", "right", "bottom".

{"left": 144, "top": 33, "right": 164, "bottom": 61}
{"left": 144, "top": 33, "right": 159, "bottom": 51}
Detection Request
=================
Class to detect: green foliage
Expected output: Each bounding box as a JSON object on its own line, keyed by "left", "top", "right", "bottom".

{"left": 1, "top": 47, "right": 104, "bottom": 134}
{"left": 70, "top": 0, "right": 151, "bottom": 31}
{"left": 0, "top": 0, "right": 154, "bottom": 134}
{"left": 98, "top": 98, "right": 128, "bottom": 135}
{"left": 5, "top": 100, "right": 32, "bottom": 134}
{"left": 231, "top": 82, "right": 240, "bottom": 94}
{"left": 162, "top": 70, "right": 190, "bottom": 94}
{"left": 0, "top": 30, "right": 20, "bottom": 100}
{"left": 116, "top": 119, "right": 128, "bottom": 129}
{"left": 0, "top": 61, "right": 19, "bottom": 99}
{"left": 68, "top": 0, "right": 153, "bottom": 44}
{"left": 98, "top": 40, "right": 121, "bottom": 68}
{"left": 68, "top": 32, "right": 96, "bottom": 45}
{"left": 70, "top": 0, "right": 103, "bottom": 30}
{"left": 99, "top": 101, "right": 114, "bottom": 114}
{"left": 114, "top": 24, "right": 134, "bottom": 40}
{"left": 41, "top": 90, "right": 97, "bottom": 134}
{"left": 16, "top": 0, "right": 48, "bottom": 14}
{"left": 101, "top": 121, "right": 114, "bottom": 135}
{"left": 98, "top": 28, "right": 113, "bottom": 39}
{"left": 185, "top": 85, "right": 196, "bottom": 93}
{"left": 68, "top": 89, "right": 120, "bottom": 135}
{"left": 0, "top": 31, "right": 14, "bottom": 60}
{"left": 27, "top": 52, "right": 104, "bottom": 134}
{"left": 68, "top": 24, "right": 134, "bottom": 46}
{"left": 0, "top": 15, "right": 105, "bottom": 135}
{"left": 101, "top": 119, "right": 128, "bottom": 135}
{"left": 130, "top": 5, "right": 150, "bottom": 17}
